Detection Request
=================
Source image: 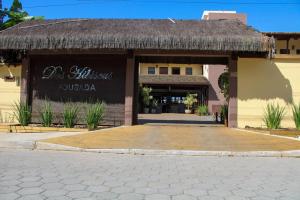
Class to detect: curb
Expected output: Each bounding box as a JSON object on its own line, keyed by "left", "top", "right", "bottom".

{"left": 234, "top": 128, "right": 300, "bottom": 141}
{"left": 35, "top": 142, "right": 300, "bottom": 158}
{"left": 0, "top": 141, "right": 36, "bottom": 150}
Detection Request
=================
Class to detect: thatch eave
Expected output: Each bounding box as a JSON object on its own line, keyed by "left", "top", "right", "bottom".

{"left": 0, "top": 19, "right": 274, "bottom": 52}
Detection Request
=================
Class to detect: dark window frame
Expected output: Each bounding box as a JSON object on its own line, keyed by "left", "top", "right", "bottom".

{"left": 159, "top": 67, "right": 168, "bottom": 75}
{"left": 147, "top": 67, "right": 155, "bottom": 75}
{"left": 172, "top": 67, "right": 180, "bottom": 75}
{"left": 280, "top": 49, "right": 290, "bottom": 54}
{"left": 185, "top": 67, "right": 193, "bottom": 75}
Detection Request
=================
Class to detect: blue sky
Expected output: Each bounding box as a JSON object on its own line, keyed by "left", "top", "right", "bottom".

{"left": 3, "top": 0, "right": 300, "bottom": 32}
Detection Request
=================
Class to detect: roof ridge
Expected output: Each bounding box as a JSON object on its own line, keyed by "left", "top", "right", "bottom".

{"left": 18, "top": 19, "right": 90, "bottom": 30}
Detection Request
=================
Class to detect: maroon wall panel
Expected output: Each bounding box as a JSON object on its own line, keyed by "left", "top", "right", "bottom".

{"left": 30, "top": 54, "right": 126, "bottom": 125}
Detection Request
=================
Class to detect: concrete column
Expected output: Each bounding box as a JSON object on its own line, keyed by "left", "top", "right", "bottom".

{"left": 124, "top": 51, "right": 135, "bottom": 126}
{"left": 228, "top": 56, "right": 238, "bottom": 128}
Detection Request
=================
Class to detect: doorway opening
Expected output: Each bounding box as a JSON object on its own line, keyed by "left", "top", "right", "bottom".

{"left": 136, "top": 55, "right": 228, "bottom": 126}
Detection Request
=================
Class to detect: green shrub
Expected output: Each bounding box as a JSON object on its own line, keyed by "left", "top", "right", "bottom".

{"left": 86, "top": 102, "right": 104, "bottom": 130}
{"left": 141, "top": 87, "right": 152, "bottom": 107}
{"left": 263, "top": 103, "right": 285, "bottom": 129}
{"left": 63, "top": 103, "right": 79, "bottom": 128}
{"left": 292, "top": 103, "right": 300, "bottom": 130}
{"left": 220, "top": 104, "right": 228, "bottom": 120}
{"left": 13, "top": 101, "right": 31, "bottom": 126}
{"left": 40, "top": 101, "right": 53, "bottom": 127}
{"left": 197, "top": 105, "right": 208, "bottom": 116}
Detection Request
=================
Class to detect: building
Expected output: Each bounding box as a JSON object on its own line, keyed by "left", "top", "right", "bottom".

{"left": 0, "top": 18, "right": 272, "bottom": 127}
{"left": 202, "top": 10, "right": 247, "bottom": 24}
{"left": 138, "top": 11, "right": 248, "bottom": 115}
{"left": 202, "top": 11, "right": 247, "bottom": 114}
{"left": 237, "top": 32, "right": 300, "bottom": 128}
{"left": 139, "top": 63, "right": 208, "bottom": 113}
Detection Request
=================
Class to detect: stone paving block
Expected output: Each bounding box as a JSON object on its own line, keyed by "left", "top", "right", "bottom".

{"left": 172, "top": 194, "right": 197, "bottom": 200}
{"left": 1, "top": 150, "right": 300, "bottom": 200}
{"left": 17, "top": 187, "right": 44, "bottom": 195}
{"left": 134, "top": 187, "right": 158, "bottom": 195}
{"left": 0, "top": 193, "right": 20, "bottom": 200}
{"left": 18, "top": 181, "right": 43, "bottom": 188}
{"left": 0, "top": 185, "right": 20, "bottom": 194}
{"left": 103, "top": 180, "right": 124, "bottom": 187}
{"left": 86, "top": 185, "right": 110, "bottom": 193}
{"left": 145, "top": 194, "right": 171, "bottom": 200}
{"left": 111, "top": 186, "right": 135, "bottom": 194}
{"left": 0, "top": 180, "right": 21, "bottom": 186}
{"left": 47, "top": 196, "right": 72, "bottom": 200}
{"left": 118, "top": 193, "right": 144, "bottom": 200}
{"left": 60, "top": 178, "right": 82, "bottom": 185}
{"left": 42, "top": 189, "right": 67, "bottom": 197}
{"left": 91, "top": 191, "right": 119, "bottom": 199}
{"left": 19, "top": 176, "right": 41, "bottom": 182}
{"left": 17, "top": 194, "right": 46, "bottom": 200}
{"left": 184, "top": 188, "right": 208, "bottom": 197}
{"left": 41, "top": 182, "right": 64, "bottom": 190}
{"left": 67, "top": 190, "right": 92, "bottom": 198}
{"left": 64, "top": 184, "right": 86, "bottom": 191}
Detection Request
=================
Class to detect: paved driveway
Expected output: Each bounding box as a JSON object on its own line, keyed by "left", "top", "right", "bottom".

{"left": 0, "top": 149, "right": 300, "bottom": 200}
{"left": 44, "top": 125, "right": 300, "bottom": 151}
{"left": 138, "top": 113, "right": 218, "bottom": 125}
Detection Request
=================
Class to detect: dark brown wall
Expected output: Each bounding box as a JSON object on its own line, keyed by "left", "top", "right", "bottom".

{"left": 30, "top": 54, "right": 127, "bottom": 125}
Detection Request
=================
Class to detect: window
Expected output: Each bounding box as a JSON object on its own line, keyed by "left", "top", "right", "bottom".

{"left": 148, "top": 67, "right": 155, "bottom": 75}
{"left": 172, "top": 67, "right": 180, "bottom": 75}
{"left": 297, "top": 49, "right": 300, "bottom": 55}
{"left": 185, "top": 67, "right": 193, "bottom": 75}
{"left": 159, "top": 67, "right": 168, "bottom": 75}
{"left": 280, "top": 49, "right": 290, "bottom": 54}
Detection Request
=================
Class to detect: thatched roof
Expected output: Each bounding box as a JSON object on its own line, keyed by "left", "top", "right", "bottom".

{"left": 263, "top": 32, "right": 300, "bottom": 40}
{"left": 139, "top": 75, "right": 209, "bottom": 85}
{"left": 0, "top": 18, "right": 273, "bottom": 52}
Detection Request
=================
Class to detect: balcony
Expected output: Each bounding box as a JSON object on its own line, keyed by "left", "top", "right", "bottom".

{"left": 139, "top": 75, "right": 209, "bottom": 85}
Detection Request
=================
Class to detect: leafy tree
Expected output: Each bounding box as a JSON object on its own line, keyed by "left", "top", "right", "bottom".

{"left": 218, "top": 69, "right": 230, "bottom": 103}
{"left": 0, "top": 0, "right": 43, "bottom": 30}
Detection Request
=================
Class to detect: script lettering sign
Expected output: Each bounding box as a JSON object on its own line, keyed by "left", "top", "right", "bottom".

{"left": 42, "top": 65, "right": 113, "bottom": 80}
{"left": 41, "top": 65, "right": 113, "bottom": 92}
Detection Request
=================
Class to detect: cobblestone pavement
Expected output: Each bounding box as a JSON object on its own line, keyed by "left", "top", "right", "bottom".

{"left": 0, "top": 149, "right": 300, "bottom": 200}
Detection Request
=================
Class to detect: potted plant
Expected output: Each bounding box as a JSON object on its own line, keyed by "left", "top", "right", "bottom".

{"left": 151, "top": 99, "right": 158, "bottom": 114}
{"left": 142, "top": 87, "right": 152, "bottom": 114}
{"left": 183, "top": 93, "right": 197, "bottom": 114}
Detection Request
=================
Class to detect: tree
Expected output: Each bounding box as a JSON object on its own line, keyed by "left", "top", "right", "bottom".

{"left": 218, "top": 69, "right": 230, "bottom": 103}
{"left": 0, "top": 0, "right": 43, "bottom": 30}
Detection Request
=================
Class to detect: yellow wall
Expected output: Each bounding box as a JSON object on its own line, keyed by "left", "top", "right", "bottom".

{"left": 237, "top": 58, "right": 300, "bottom": 128}
{"left": 275, "top": 38, "right": 300, "bottom": 55}
{"left": 0, "top": 64, "right": 21, "bottom": 123}
{"left": 139, "top": 63, "right": 203, "bottom": 76}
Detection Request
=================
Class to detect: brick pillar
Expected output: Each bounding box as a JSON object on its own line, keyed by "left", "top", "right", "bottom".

{"left": 20, "top": 56, "right": 31, "bottom": 104}
{"left": 228, "top": 56, "right": 238, "bottom": 128}
{"left": 124, "top": 51, "right": 135, "bottom": 126}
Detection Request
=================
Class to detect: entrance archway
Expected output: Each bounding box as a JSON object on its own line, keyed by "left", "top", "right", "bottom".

{"left": 128, "top": 52, "right": 238, "bottom": 127}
